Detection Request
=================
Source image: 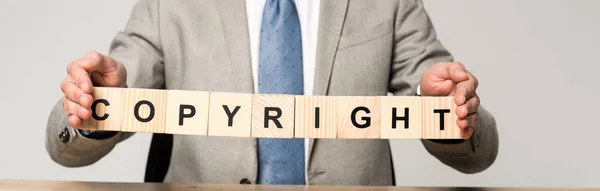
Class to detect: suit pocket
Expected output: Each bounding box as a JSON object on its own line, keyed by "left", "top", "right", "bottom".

{"left": 338, "top": 20, "right": 392, "bottom": 50}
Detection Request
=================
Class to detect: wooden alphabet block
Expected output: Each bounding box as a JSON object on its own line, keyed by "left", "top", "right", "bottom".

{"left": 380, "top": 96, "right": 423, "bottom": 139}
{"left": 208, "top": 92, "right": 252, "bottom": 137}
{"left": 336, "top": 97, "right": 380, "bottom": 139}
{"left": 121, "top": 88, "right": 167, "bottom": 133}
{"left": 294, "top": 96, "right": 336, "bottom": 138}
{"left": 251, "top": 94, "right": 295, "bottom": 138}
{"left": 422, "top": 96, "right": 461, "bottom": 139}
{"left": 81, "top": 87, "right": 124, "bottom": 131}
{"left": 165, "top": 90, "right": 210, "bottom": 135}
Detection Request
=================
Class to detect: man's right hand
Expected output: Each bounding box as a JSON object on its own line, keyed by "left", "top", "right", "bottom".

{"left": 60, "top": 51, "right": 127, "bottom": 128}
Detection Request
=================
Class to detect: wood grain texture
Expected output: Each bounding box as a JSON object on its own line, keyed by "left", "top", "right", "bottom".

{"left": 78, "top": 87, "right": 463, "bottom": 140}
{"left": 336, "top": 97, "right": 380, "bottom": 139}
{"left": 0, "top": 180, "right": 594, "bottom": 191}
{"left": 81, "top": 87, "right": 123, "bottom": 131}
{"left": 294, "top": 96, "right": 336, "bottom": 138}
{"left": 208, "top": 92, "right": 252, "bottom": 137}
{"left": 165, "top": 90, "right": 210, "bottom": 135}
{"left": 380, "top": 96, "right": 423, "bottom": 139}
{"left": 251, "top": 94, "right": 295, "bottom": 138}
{"left": 422, "top": 96, "right": 460, "bottom": 139}
{"left": 121, "top": 88, "right": 167, "bottom": 133}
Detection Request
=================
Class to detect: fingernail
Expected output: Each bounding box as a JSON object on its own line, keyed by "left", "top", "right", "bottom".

{"left": 81, "top": 58, "right": 94, "bottom": 65}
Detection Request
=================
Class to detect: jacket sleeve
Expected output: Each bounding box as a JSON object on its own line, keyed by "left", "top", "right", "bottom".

{"left": 389, "top": 0, "right": 499, "bottom": 173}
{"left": 45, "top": 0, "right": 164, "bottom": 167}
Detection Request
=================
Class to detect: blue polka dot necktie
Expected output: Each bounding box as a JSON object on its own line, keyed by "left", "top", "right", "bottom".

{"left": 256, "top": 0, "right": 305, "bottom": 185}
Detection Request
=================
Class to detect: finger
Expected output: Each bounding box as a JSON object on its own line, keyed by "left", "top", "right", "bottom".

{"left": 457, "top": 113, "right": 478, "bottom": 129}
{"left": 64, "top": 98, "right": 91, "bottom": 119}
{"left": 68, "top": 61, "right": 94, "bottom": 94}
{"left": 457, "top": 118, "right": 468, "bottom": 129}
{"left": 454, "top": 84, "right": 474, "bottom": 106}
{"left": 61, "top": 79, "right": 93, "bottom": 108}
{"left": 68, "top": 51, "right": 107, "bottom": 93}
{"left": 69, "top": 115, "right": 82, "bottom": 129}
{"left": 461, "top": 127, "right": 473, "bottom": 139}
{"left": 454, "top": 71, "right": 479, "bottom": 105}
{"left": 456, "top": 96, "right": 480, "bottom": 118}
{"left": 63, "top": 98, "right": 80, "bottom": 116}
{"left": 468, "top": 71, "right": 479, "bottom": 89}
{"left": 62, "top": 97, "right": 70, "bottom": 115}
{"left": 466, "top": 113, "right": 478, "bottom": 127}
{"left": 445, "top": 62, "right": 469, "bottom": 83}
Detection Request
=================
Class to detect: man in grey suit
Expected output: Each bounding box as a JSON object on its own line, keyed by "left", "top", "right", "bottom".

{"left": 47, "top": 0, "right": 498, "bottom": 185}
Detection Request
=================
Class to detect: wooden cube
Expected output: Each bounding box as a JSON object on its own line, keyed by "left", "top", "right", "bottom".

{"left": 251, "top": 94, "right": 295, "bottom": 138}
{"left": 294, "top": 96, "right": 336, "bottom": 138}
{"left": 380, "top": 96, "right": 423, "bottom": 139}
{"left": 81, "top": 87, "right": 124, "bottom": 131}
{"left": 165, "top": 90, "right": 210, "bottom": 135}
{"left": 208, "top": 92, "right": 252, "bottom": 137}
{"left": 336, "top": 97, "right": 380, "bottom": 139}
{"left": 121, "top": 88, "right": 167, "bottom": 133}
{"left": 422, "top": 96, "right": 461, "bottom": 139}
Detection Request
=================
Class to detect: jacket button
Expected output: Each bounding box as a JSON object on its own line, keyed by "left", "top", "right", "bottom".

{"left": 59, "top": 127, "right": 70, "bottom": 143}
{"left": 239, "top": 178, "right": 251, "bottom": 184}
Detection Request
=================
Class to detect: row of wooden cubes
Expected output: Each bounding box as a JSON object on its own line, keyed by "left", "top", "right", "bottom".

{"left": 81, "top": 87, "right": 461, "bottom": 139}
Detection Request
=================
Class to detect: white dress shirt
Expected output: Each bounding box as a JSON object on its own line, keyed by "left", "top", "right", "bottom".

{"left": 246, "top": 0, "right": 320, "bottom": 183}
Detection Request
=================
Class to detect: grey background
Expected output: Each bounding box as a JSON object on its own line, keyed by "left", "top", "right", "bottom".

{"left": 0, "top": 0, "right": 598, "bottom": 188}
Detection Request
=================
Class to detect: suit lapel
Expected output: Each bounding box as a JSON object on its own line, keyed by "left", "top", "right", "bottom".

{"left": 312, "top": 0, "right": 349, "bottom": 96}
{"left": 309, "top": 0, "right": 349, "bottom": 167}
{"left": 216, "top": 0, "right": 254, "bottom": 92}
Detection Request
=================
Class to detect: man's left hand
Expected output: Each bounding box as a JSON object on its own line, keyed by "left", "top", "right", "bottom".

{"left": 419, "top": 62, "right": 479, "bottom": 139}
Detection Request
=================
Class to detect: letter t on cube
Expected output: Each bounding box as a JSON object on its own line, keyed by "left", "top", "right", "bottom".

{"left": 422, "top": 96, "right": 461, "bottom": 139}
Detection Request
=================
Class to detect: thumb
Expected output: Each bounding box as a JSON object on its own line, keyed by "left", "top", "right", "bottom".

{"left": 437, "top": 62, "right": 469, "bottom": 83}
{"left": 421, "top": 62, "right": 468, "bottom": 96}
{"left": 421, "top": 76, "right": 455, "bottom": 96}
{"left": 78, "top": 51, "right": 117, "bottom": 74}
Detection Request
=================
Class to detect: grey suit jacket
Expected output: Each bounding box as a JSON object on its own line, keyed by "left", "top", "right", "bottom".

{"left": 46, "top": 0, "right": 499, "bottom": 185}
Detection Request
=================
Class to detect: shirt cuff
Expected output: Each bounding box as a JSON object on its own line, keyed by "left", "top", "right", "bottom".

{"left": 77, "top": 129, "right": 118, "bottom": 139}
